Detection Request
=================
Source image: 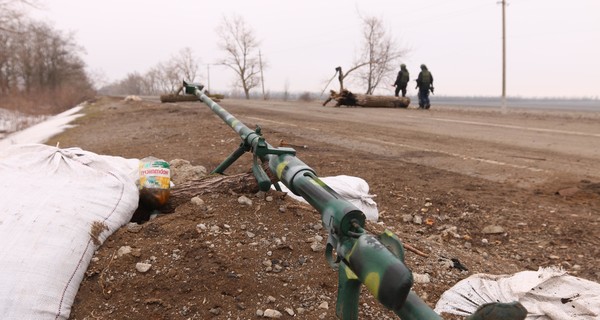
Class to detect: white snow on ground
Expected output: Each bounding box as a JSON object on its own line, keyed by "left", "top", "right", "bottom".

{"left": 0, "top": 105, "right": 84, "bottom": 152}
{"left": 0, "top": 109, "right": 47, "bottom": 138}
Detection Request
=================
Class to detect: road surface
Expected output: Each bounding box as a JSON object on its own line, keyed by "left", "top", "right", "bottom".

{"left": 217, "top": 99, "right": 600, "bottom": 189}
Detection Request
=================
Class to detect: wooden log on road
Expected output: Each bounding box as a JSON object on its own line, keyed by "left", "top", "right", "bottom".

{"left": 323, "top": 89, "right": 410, "bottom": 108}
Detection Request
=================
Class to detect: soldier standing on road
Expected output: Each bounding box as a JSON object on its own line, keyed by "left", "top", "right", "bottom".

{"left": 393, "top": 64, "right": 409, "bottom": 97}
{"left": 415, "top": 64, "right": 434, "bottom": 109}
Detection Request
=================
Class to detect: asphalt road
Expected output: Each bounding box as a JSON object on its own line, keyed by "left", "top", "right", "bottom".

{"left": 215, "top": 98, "right": 600, "bottom": 189}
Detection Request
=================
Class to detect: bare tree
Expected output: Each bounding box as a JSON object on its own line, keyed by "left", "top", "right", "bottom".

{"left": 216, "top": 15, "right": 263, "bottom": 99}
{"left": 0, "top": 0, "right": 35, "bottom": 31}
{"left": 1, "top": 17, "right": 94, "bottom": 113}
{"left": 172, "top": 47, "right": 200, "bottom": 83}
{"left": 100, "top": 47, "right": 202, "bottom": 96}
{"left": 329, "top": 15, "right": 407, "bottom": 95}
{"left": 356, "top": 15, "right": 407, "bottom": 95}
{"left": 120, "top": 72, "right": 144, "bottom": 95}
{"left": 142, "top": 67, "right": 163, "bottom": 95}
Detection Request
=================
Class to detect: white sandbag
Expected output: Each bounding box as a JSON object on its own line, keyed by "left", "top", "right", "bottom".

{"left": 434, "top": 266, "right": 600, "bottom": 319}
{"left": 275, "top": 175, "right": 379, "bottom": 221}
{"left": 0, "top": 144, "right": 139, "bottom": 319}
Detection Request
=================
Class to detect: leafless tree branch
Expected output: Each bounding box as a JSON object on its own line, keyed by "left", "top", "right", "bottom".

{"left": 216, "top": 14, "right": 264, "bottom": 99}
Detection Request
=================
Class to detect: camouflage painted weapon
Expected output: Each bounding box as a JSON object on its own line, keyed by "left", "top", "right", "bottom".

{"left": 182, "top": 81, "right": 526, "bottom": 320}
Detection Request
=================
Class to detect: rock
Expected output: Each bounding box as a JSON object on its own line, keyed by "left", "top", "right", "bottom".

{"left": 238, "top": 195, "right": 253, "bottom": 206}
{"left": 169, "top": 158, "right": 207, "bottom": 185}
{"left": 135, "top": 262, "right": 152, "bottom": 273}
{"left": 284, "top": 307, "right": 295, "bottom": 316}
{"left": 442, "top": 226, "right": 461, "bottom": 238}
{"left": 318, "top": 301, "right": 329, "bottom": 309}
{"left": 482, "top": 225, "right": 505, "bottom": 234}
{"left": 126, "top": 223, "right": 143, "bottom": 233}
{"left": 413, "top": 272, "right": 431, "bottom": 284}
{"left": 516, "top": 222, "right": 528, "bottom": 227}
{"left": 190, "top": 196, "right": 204, "bottom": 207}
{"left": 124, "top": 95, "right": 141, "bottom": 102}
{"left": 263, "top": 309, "right": 282, "bottom": 318}
{"left": 556, "top": 186, "right": 579, "bottom": 196}
{"left": 413, "top": 215, "right": 423, "bottom": 224}
{"left": 311, "top": 242, "right": 325, "bottom": 252}
{"left": 117, "top": 246, "right": 132, "bottom": 257}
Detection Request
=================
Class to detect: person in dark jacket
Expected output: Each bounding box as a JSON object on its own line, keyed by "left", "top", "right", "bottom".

{"left": 393, "top": 64, "right": 409, "bottom": 97}
{"left": 415, "top": 64, "right": 434, "bottom": 109}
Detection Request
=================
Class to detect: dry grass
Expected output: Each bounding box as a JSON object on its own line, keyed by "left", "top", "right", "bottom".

{"left": 0, "top": 86, "right": 94, "bottom": 115}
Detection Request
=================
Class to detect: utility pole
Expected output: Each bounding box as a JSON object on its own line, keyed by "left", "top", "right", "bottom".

{"left": 259, "top": 50, "right": 266, "bottom": 100}
{"left": 501, "top": 0, "right": 507, "bottom": 112}
{"left": 207, "top": 64, "right": 211, "bottom": 93}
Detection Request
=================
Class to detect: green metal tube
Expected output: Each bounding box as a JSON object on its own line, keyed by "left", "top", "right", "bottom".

{"left": 212, "top": 145, "right": 247, "bottom": 174}
{"left": 189, "top": 85, "right": 443, "bottom": 320}
{"left": 266, "top": 153, "right": 365, "bottom": 235}
{"left": 395, "top": 291, "right": 443, "bottom": 320}
{"left": 337, "top": 263, "right": 362, "bottom": 319}
{"left": 338, "top": 234, "right": 413, "bottom": 312}
{"left": 194, "top": 90, "right": 257, "bottom": 143}
{"left": 268, "top": 153, "right": 413, "bottom": 313}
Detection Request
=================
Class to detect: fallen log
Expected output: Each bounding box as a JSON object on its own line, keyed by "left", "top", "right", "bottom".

{"left": 160, "top": 93, "right": 223, "bottom": 103}
{"left": 168, "top": 161, "right": 279, "bottom": 208}
{"left": 169, "top": 172, "right": 260, "bottom": 206}
{"left": 160, "top": 94, "right": 201, "bottom": 103}
{"left": 160, "top": 85, "right": 224, "bottom": 103}
{"left": 323, "top": 89, "right": 410, "bottom": 108}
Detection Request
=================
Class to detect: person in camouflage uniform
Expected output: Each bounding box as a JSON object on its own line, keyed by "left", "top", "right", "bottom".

{"left": 393, "top": 64, "right": 410, "bottom": 97}
{"left": 415, "top": 64, "right": 434, "bottom": 109}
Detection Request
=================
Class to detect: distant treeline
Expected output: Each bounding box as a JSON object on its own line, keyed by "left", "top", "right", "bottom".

{"left": 98, "top": 48, "right": 199, "bottom": 97}
{"left": 0, "top": 20, "right": 94, "bottom": 115}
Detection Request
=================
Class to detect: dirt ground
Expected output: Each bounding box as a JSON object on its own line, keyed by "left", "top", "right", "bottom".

{"left": 47, "top": 96, "right": 600, "bottom": 320}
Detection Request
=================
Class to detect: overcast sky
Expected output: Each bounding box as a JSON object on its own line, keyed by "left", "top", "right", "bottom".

{"left": 31, "top": 0, "right": 599, "bottom": 98}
